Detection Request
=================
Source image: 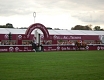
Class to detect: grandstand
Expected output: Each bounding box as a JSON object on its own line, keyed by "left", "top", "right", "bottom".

{"left": 0, "top": 23, "right": 104, "bottom": 52}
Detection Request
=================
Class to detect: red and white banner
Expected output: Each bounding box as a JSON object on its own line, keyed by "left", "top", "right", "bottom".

{"left": 0, "top": 44, "right": 104, "bottom": 52}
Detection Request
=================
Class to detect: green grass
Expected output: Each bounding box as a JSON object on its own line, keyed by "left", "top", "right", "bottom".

{"left": 0, "top": 51, "right": 104, "bottom": 80}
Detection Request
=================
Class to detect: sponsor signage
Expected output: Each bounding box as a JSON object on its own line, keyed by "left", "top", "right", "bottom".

{"left": 25, "top": 23, "right": 49, "bottom": 39}
{"left": 53, "top": 35, "right": 81, "bottom": 40}
{"left": 0, "top": 45, "right": 104, "bottom": 52}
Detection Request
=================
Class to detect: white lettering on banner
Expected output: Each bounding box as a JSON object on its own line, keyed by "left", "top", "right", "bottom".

{"left": 73, "top": 47, "right": 76, "bottom": 50}
{"left": 48, "top": 47, "right": 52, "bottom": 48}
{"left": 24, "top": 47, "right": 28, "bottom": 50}
{"left": 53, "top": 35, "right": 81, "bottom": 40}
{"left": 18, "top": 35, "right": 22, "bottom": 39}
{"left": 67, "top": 47, "right": 70, "bottom": 50}
{"left": 97, "top": 46, "right": 100, "bottom": 50}
{"left": 61, "top": 47, "right": 66, "bottom": 51}
{"left": 63, "top": 36, "right": 68, "bottom": 39}
{"left": 51, "top": 49, "right": 57, "bottom": 51}
{"left": 28, "top": 50, "right": 31, "bottom": 51}
{"left": 44, "top": 49, "right": 46, "bottom": 51}
{"left": 86, "top": 46, "right": 89, "bottom": 50}
{"left": 57, "top": 46, "right": 60, "bottom": 50}
{"left": 15, "top": 47, "right": 19, "bottom": 52}
{"left": 47, "top": 49, "right": 50, "bottom": 51}
{"left": 53, "top": 35, "right": 57, "bottom": 39}
{"left": 0, "top": 49, "right": 8, "bottom": 51}
{"left": 19, "top": 50, "right": 23, "bottom": 51}
{"left": 4, "top": 34, "right": 8, "bottom": 39}
{"left": 9, "top": 47, "right": 14, "bottom": 52}
{"left": 100, "top": 47, "right": 104, "bottom": 50}
{"left": 70, "top": 36, "right": 81, "bottom": 39}
{"left": 80, "top": 48, "right": 84, "bottom": 50}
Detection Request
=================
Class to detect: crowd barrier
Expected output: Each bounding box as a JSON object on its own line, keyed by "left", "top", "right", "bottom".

{"left": 0, "top": 44, "right": 104, "bottom": 52}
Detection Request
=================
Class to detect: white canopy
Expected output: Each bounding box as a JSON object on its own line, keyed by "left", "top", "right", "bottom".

{"left": 0, "top": 28, "right": 104, "bottom": 36}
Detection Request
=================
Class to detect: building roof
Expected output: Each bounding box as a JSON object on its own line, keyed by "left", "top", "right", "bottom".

{"left": 0, "top": 28, "right": 104, "bottom": 35}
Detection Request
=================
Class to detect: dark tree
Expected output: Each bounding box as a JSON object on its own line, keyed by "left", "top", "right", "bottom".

{"left": 71, "top": 25, "right": 92, "bottom": 30}
{"left": 46, "top": 27, "right": 52, "bottom": 29}
{"left": 93, "top": 26, "right": 104, "bottom": 31}
{"left": 0, "top": 25, "right": 6, "bottom": 28}
{"left": 6, "top": 23, "right": 14, "bottom": 28}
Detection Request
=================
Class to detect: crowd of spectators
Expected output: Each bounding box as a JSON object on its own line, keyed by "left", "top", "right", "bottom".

{"left": 0, "top": 40, "right": 16, "bottom": 45}
{"left": 22, "top": 41, "right": 31, "bottom": 45}
{"left": 57, "top": 40, "right": 102, "bottom": 45}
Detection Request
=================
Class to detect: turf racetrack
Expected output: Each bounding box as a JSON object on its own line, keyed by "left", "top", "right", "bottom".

{"left": 0, "top": 51, "right": 104, "bottom": 80}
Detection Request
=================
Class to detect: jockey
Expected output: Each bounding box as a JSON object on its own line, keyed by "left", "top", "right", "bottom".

{"left": 79, "top": 40, "right": 82, "bottom": 45}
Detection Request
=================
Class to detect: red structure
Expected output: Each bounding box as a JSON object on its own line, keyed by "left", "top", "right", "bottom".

{"left": 0, "top": 23, "right": 104, "bottom": 52}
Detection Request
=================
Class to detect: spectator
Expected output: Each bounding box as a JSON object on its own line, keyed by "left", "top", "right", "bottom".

{"left": 31, "top": 41, "right": 36, "bottom": 52}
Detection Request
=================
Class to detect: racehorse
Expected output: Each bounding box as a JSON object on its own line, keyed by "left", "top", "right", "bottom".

{"left": 75, "top": 41, "right": 87, "bottom": 50}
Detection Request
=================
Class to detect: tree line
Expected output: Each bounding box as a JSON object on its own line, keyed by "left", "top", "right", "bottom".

{"left": 71, "top": 24, "right": 104, "bottom": 31}
{"left": 0, "top": 23, "right": 14, "bottom": 28}
{"left": 0, "top": 23, "right": 104, "bottom": 31}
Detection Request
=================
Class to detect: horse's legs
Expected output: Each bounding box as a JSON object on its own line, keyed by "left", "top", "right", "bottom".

{"left": 76, "top": 47, "right": 77, "bottom": 50}
{"left": 78, "top": 47, "right": 80, "bottom": 50}
{"left": 83, "top": 45, "right": 86, "bottom": 50}
{"left": 78, "top": 46, "right": 80, "bottom": 50}
{"left": 77, "top": 47, "right": 79, "bottom": 51}
{"left": 75, "top": 46, "right": 78, "bottom": 51}
{"left": 83, "top": 46, "right": 86, "bottom": 51}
